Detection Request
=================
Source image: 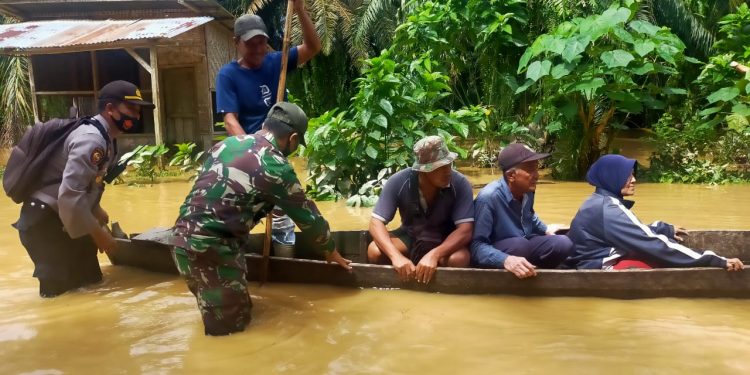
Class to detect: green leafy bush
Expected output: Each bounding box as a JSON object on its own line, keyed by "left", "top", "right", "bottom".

{"left": 694, "top": 4, "right": 750, "bottom": 134}
{"left": 645, "top": 112, "right": 750, "bottom": 183}
{"left": 302, "top": 0, "right": 536, "bottom": 203}
{"left": 303, "top": 50, "right": 489, "bottom": 202}
{"left": 168, "top": 142, "right": 205, "bottom": 179}
{"left": 516, "top": 3, "right": 692, "bottom": 178}
{"left": 119, "top": 144, "right": 169, "bottom": 183}
{"left": 645, "top": 4, "right": 750, "bottom": 184}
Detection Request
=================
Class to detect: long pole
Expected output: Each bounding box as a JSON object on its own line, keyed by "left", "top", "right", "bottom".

{"left": 260, "top": 0, "right": 295, "bottom": 286}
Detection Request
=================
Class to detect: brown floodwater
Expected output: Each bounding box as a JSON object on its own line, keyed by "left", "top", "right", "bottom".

{"left": 1, "top": 167, "right": 750, "bottom": 374}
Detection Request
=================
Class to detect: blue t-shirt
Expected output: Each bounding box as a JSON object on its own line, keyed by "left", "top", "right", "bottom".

{"left": 215, "top": 47, "right": 299, "bottom": 134}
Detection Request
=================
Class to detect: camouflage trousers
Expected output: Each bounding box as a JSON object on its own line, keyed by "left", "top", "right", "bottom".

{"left": 172, "top": 244, "right": 252, "bottom": 336}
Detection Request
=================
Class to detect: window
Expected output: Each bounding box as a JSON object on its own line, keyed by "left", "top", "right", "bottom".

{"left": 32, "top": 52, "right": 93, "bottom": 92}
{"left": 31, "top": 49, "right": 154, "bottom": 134}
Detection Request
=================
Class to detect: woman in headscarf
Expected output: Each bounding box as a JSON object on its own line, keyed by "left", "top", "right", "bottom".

{"left": 566, "top": 154, "right": 743, "bottom": 271}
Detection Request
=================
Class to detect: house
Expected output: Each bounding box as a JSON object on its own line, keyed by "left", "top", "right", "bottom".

{"left": 0, "top": 0, "right": 237, "bottom": 151}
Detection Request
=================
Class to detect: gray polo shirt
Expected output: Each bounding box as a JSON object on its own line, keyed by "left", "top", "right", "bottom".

{"left": 372, "top": 168, "right": 474, "bottom": 241}
{"left": 30, "top": 115, "right": 114, "bottom": 238}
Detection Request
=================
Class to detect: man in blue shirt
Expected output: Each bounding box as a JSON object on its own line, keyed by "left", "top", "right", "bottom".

{"left": 369, "top": 136, "right": 473, "bottom": 284}
{"left": 471, "top": 143, "right": 574, "bottom": 279}
{"left": 216, "top": 1, "right": 321, "bottom": 245}
{"left": 216, "top": 0, "right": 321, "bottom": 135}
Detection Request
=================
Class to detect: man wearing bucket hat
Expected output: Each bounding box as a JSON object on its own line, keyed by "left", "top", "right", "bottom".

{"left": 172, "top": 102, "right": 351, "bottom": 336}
{"left": 368, "top": 136, "right": 473, "bottom": 284}
{"left": 470, "top": 143, "right": 574, "bottom": 279}
{"left": 12, "top": 80, "right": 154, "bottom": 297}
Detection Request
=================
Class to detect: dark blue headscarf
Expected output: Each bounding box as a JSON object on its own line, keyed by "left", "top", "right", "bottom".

{"left": 586, "top": 154, "right": 637, "bottom": 197}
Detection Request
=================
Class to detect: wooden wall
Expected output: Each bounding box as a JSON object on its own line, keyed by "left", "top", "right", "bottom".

{"left": 25, "top": 22, "right": 229, "bottom": 152}
{"left": 155, "top": 26, "right": 214, "bottom": 150}
{"left": 205, "top": 22, "right": 235, "bottom": 91}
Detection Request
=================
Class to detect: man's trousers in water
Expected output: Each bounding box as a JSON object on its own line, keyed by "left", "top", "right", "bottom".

{"left": 172, "top": 244, "right": 252, "bottom": 336}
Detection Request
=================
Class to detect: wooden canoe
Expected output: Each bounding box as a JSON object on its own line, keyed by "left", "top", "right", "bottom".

{"left": 108, "top": 228, "right": 750, "bottom": 299}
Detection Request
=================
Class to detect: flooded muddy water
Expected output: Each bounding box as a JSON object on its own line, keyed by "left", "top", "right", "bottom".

{"left": 1, "top": 165, "right": 749, "bottom": 374}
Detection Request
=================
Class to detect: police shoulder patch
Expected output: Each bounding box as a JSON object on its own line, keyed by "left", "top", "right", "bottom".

{"left": 91, "top": 147, "right": 105, "bottom": 165}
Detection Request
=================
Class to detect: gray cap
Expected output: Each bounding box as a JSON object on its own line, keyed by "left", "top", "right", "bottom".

{"left": 497, "top": 143, "right": 550, "bottom": 171}
{"left": 267, "top": 102, "right": 308, "bottom": 145}
{"left": 235, "top": 14, "right": 269, "bottom": 42}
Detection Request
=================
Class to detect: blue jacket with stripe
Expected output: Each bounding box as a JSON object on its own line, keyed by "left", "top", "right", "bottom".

{"left": 566, "top": 188, "right": 727, "bottom": 269}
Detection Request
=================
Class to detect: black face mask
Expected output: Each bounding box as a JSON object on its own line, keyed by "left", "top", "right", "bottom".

{"left": 281, "top": 142, "right": 293, "bottom": 157}
{"left": 280, "top": 134, "right": 298, "bottom": 157}
{"left": 111, "top": 109, "right": 140, "bottom": 133}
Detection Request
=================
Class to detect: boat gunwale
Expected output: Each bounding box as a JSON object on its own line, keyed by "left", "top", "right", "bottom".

{"left": 244, "top": 253, "right": 738, "bottom": 274}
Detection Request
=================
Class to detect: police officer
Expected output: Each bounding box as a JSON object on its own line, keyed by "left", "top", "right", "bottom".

{"left": 14, "top": 80, "right": 154, "bottom": 297}
{"left": 172, "top": 102, "right": 351, "bottom": 336}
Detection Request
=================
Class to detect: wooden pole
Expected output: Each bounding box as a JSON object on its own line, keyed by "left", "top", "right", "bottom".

{"left": 150, "top": 47, "right": 164, "bottom": 146}
{"left": 260, "top": 0, "right": 295, "bottom": 286}
{"left": 275, "top": 3, "right": 295, "bottom": 101}
{"left": 91, "top": 51, "right": 99, "bottom": 116}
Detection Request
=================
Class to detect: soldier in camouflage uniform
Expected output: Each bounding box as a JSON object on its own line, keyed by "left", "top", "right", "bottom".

{"left": 172, "top": 102, "right": 351, "bottom": 336}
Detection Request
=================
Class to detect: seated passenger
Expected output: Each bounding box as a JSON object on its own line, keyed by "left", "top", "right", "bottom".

{"left": 368, "top": 136, "right": 473, "bottom": 284}
{"left": 471, "top": 143, "right": 574, "bottom": 278}
{"left": 566, "top": 154, "right": 744, "bottom": 271}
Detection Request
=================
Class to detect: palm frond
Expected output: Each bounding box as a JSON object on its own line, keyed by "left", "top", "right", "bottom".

{"left": 246, "top": 0, "right": 275, "bottom": 14}
{"left": 635, "top": 0, "right": 656, "bottom": 23}
{"left": 284, "top": 0, "right": 354, "bottom": 57}
{"left": 0, "top": 54, "right": 33, "bottom": 147}
{"left": 652, "top": 0, "right": 716, "bottom": 58}
{"left": 350, "top": 0, "right": 399, "bottom": 63}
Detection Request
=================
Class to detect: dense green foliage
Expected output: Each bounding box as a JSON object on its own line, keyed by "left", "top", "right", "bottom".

{"left": 169, "top": 142, "right": 206, "bottom": 178}
{"left": 646, "top": 3, "right": 750, "bottom": 183}
{"left": 517, "top": 3, "right": 692, "bottom": 178}
{"left": 116, "top": 143, "right": 207, "bottom": 184}
{"left": 118, "top": 144, "right": 169, "bottom": 183}
{"left": 303, "top": 0, "right": 536, "bottom": 202}
{"left": 646, "top": 112, "right": 750, "bottom": 183}
{"left": 303, "top": 50, "right": 489, "bottom": 201}
{"left": 0, "top": 16, "right": 33, "bottom": 148}
{"left": 694, "top": 4, "right": 750, "bottom": 133}
{"left": 1, "top": 0, "right": 749, "bottom": 188}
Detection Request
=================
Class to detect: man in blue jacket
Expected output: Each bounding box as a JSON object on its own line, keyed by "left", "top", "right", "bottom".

{"left": 566, "top": 154, "right": 743, "bottom": 271}
{"left": 471, "top": 143, "right": 574, "bottom": 279}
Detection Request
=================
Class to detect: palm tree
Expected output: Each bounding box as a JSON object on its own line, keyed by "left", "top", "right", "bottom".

{"left": 0, "top": 16, "right": 33, "bottom": 148}
{"left": 531, "top": 0, "right": 746, "bottom": 59}
{"left": 645, "top": 0, "right": 745, "bottom": 59}
{"left": 231, "top": 0, "right": 404, "bottom": 65}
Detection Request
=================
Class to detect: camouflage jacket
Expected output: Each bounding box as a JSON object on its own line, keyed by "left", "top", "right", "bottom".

{"left": 173, "top": 132, "right": 335, "bottom": 255}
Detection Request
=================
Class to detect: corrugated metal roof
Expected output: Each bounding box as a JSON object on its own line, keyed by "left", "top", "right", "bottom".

{"left": 0, "top": 1, "right": 233, "bottom": 23}
{"left": 0, "top": 17, "right": 213, "bottom": 52}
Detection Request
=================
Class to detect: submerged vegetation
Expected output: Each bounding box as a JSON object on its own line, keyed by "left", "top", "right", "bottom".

{"left": 114, "top": 143, "right": 206, "bottom": 185}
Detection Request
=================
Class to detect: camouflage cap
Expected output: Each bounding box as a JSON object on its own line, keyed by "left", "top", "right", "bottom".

{"left": 412, "top": 135, "right": 457, "bottom": 172}
{"left": 267, "top": 102, "right": 308, "bottom": 145}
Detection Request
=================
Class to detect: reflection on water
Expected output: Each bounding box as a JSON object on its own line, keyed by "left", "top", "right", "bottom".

{"left": 1, "top": 166, "right": 749, "bottom": 374}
